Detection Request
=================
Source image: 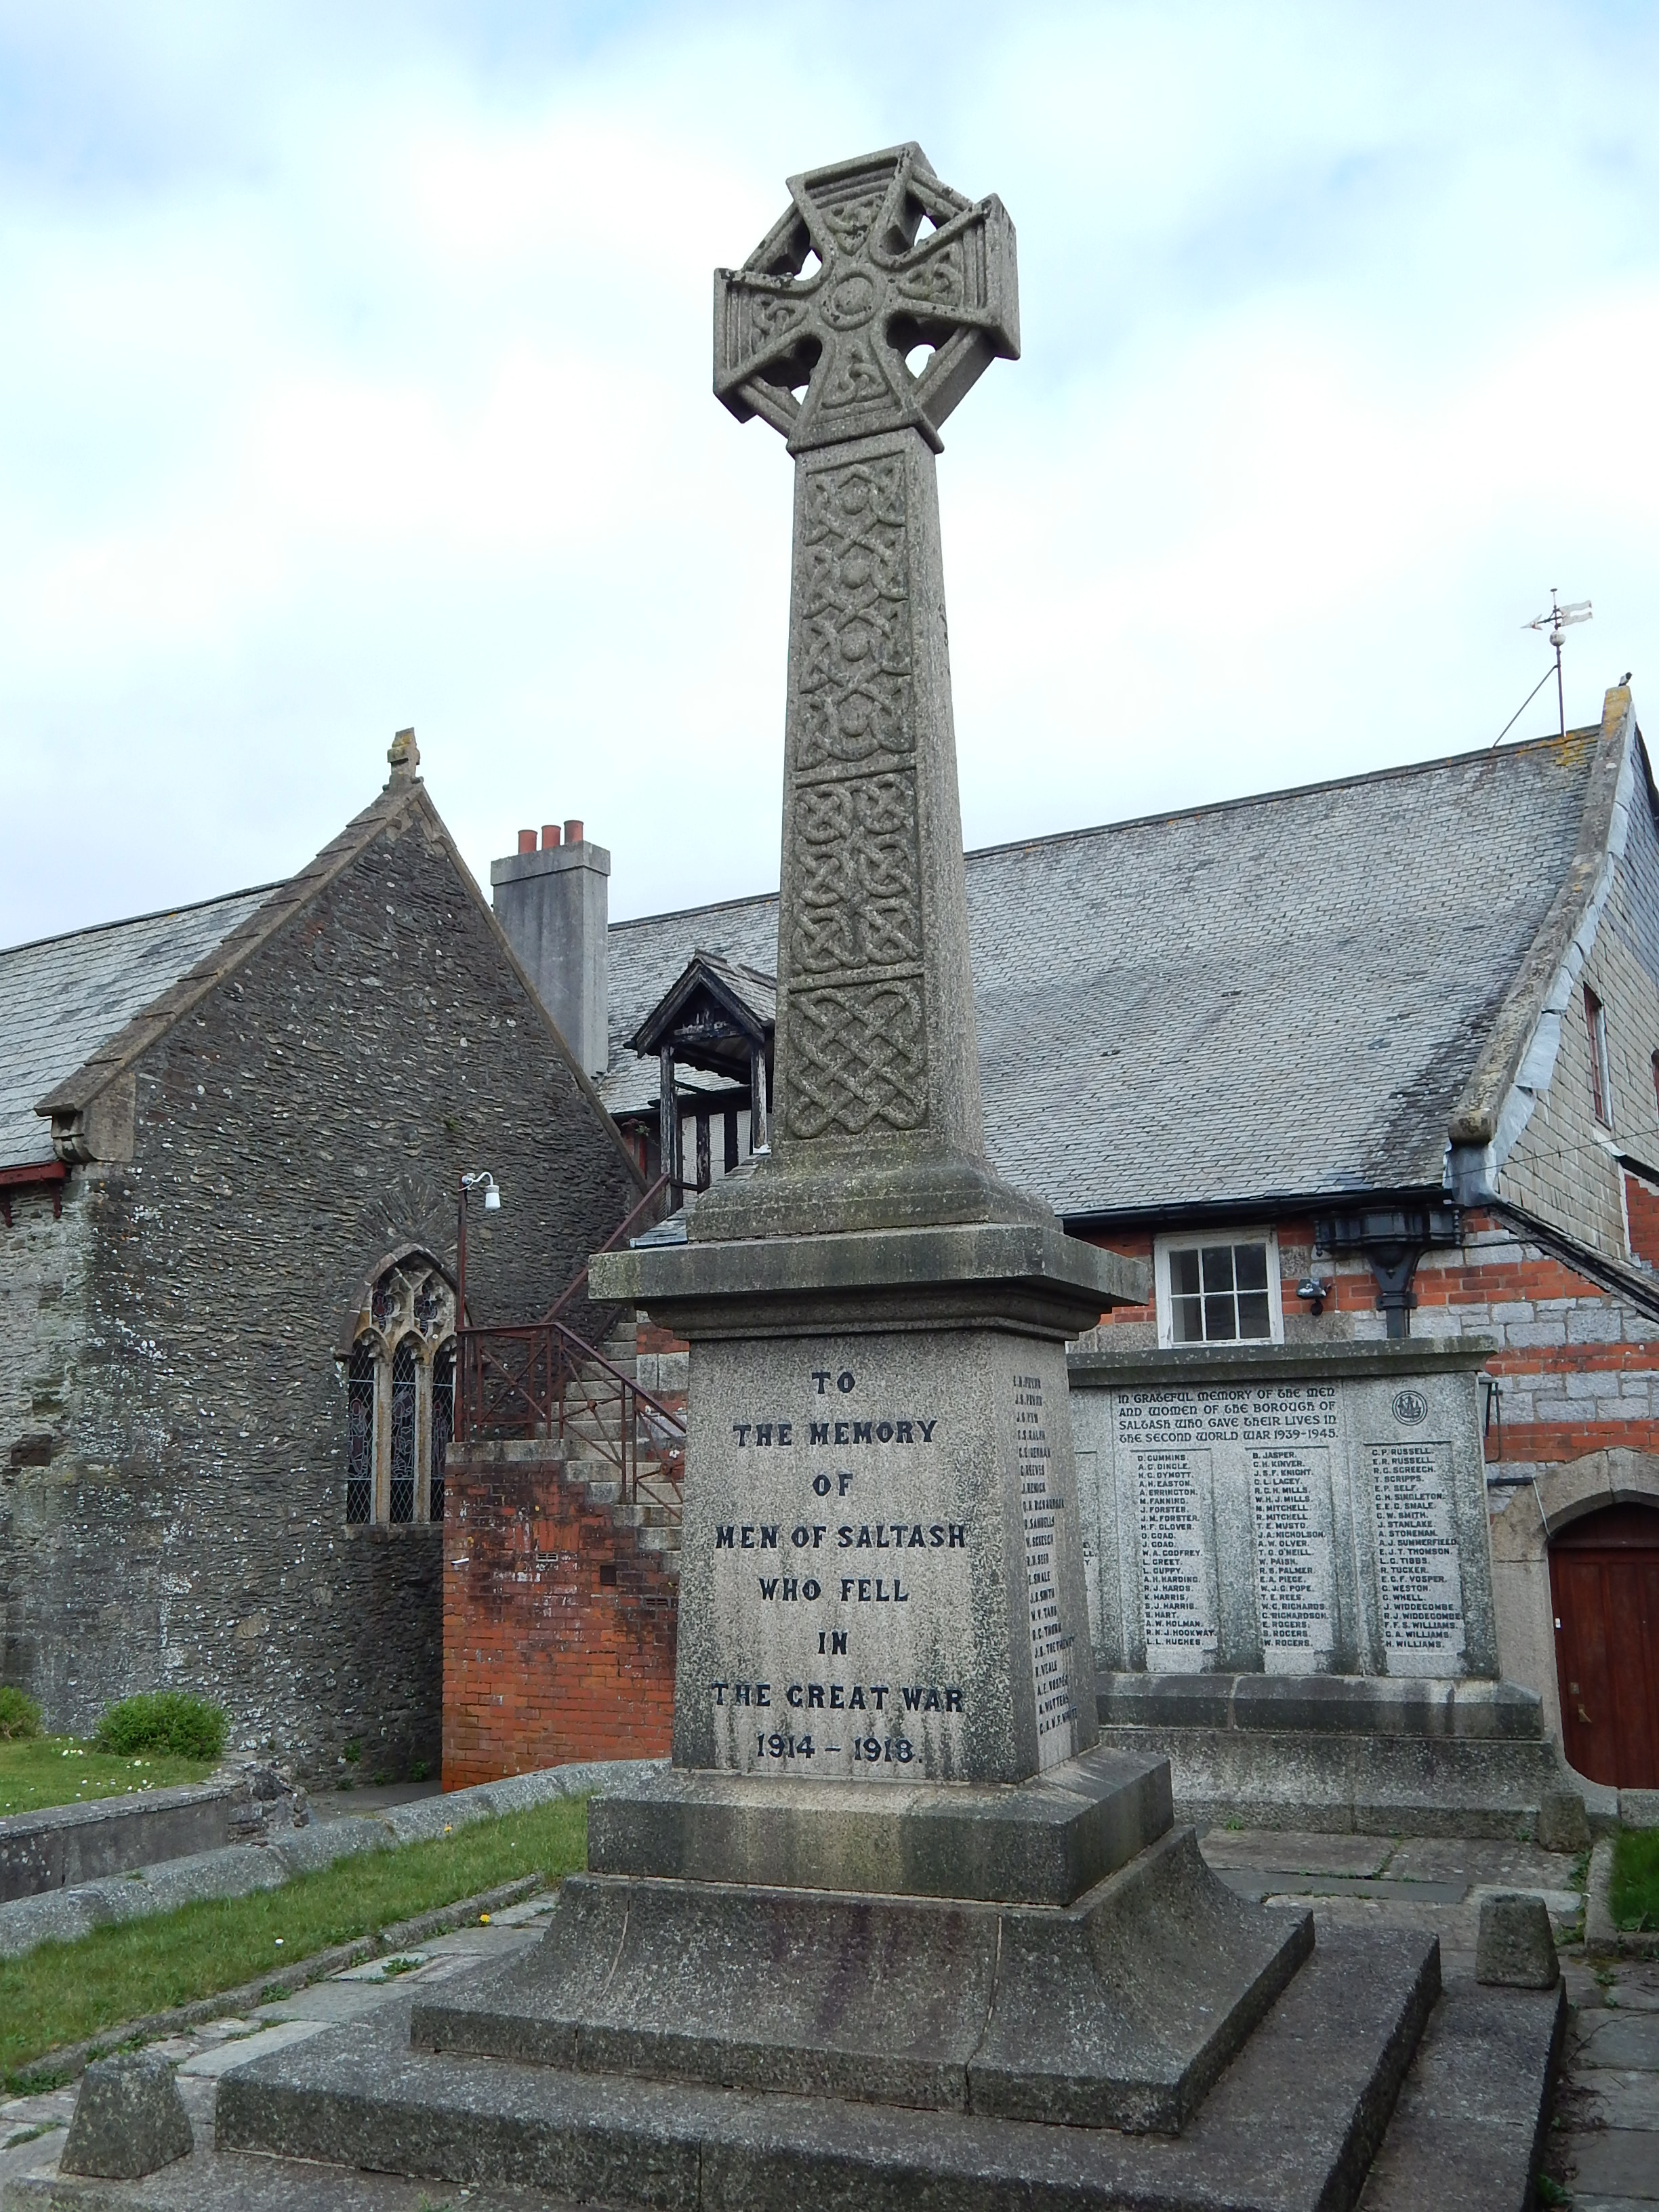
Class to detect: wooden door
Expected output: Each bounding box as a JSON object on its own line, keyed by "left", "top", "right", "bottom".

{"left": 1551, "top": 1502, "right": 1659, "bottom": 1788}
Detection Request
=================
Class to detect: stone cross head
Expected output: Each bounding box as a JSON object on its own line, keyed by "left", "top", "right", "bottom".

{"left": 715, "top": 144, "right": 1019, "bottom": 455}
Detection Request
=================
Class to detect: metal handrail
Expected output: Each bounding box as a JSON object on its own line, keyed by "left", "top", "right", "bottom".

{"left": 544, "top": 1172, "right": 673, "bottom": 1324}
{"left": 457, "top": 1309, "right": 686, "bottom": 1516}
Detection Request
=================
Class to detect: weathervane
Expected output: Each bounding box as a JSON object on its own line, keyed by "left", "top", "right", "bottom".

{"left": 1524, "top": 588, "right": 1593, "bottom": 739}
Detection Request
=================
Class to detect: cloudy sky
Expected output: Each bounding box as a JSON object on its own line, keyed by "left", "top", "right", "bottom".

{"left": 2, "top": 2, "right": 1656, "bottom": 947}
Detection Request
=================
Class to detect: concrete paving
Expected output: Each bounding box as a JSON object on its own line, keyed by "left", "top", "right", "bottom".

{"left": 1544, "top": 1955, "right": 1659, "bottom": 2208}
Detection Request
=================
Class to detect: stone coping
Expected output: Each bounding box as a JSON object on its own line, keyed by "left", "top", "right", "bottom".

{"left": 1067, "top": 1337, "right": 1498, "bottom": 1388}
{"left": 0, "top": 1759, "right": 661, "bottom": 1962}
{"left": 0, "top": 1767, "right": 303, "bottom": 1905}
{"left": 592, "top": 1220, "right": 1147, "bottom": 1339}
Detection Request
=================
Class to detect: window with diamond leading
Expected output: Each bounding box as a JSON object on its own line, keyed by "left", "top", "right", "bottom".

{"left": 1157, "top": 1235, "right": 1281, "bottom": 1347}
{"left": 340, "top": 1258, "right": 455, "bottom": 1524}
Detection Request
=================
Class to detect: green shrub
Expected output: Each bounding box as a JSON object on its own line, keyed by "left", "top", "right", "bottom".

{"left": 0, "top": 1689, "right": 42, "bottom": 1742}
{"left": 93, "top": 1694, "right": 226, "bottom": 1762}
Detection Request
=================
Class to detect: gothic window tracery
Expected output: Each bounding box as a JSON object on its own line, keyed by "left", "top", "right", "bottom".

{"left": 390, "top": 1339, "right": 419, "bottom": 1522}
{"left": 346, "top": 1340, "right": 375, "bottom": 1524}
{"left": 431, "top": 1343, "right": 455, "bottom": 1525}
{"left": 341, "top": 1259, "right": 455, "bottom": 1526}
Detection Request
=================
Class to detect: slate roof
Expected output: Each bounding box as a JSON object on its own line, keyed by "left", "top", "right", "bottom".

{"left": 598, "top": 732, "right": 1601, "bottom": 1220}
{"left": 0, "top": 889, "right": 276, "bottom": 1170}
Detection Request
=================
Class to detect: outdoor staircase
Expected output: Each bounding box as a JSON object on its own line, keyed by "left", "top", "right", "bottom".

{"left": 555, "top": 1317, "right": 683, "bottom": 1578}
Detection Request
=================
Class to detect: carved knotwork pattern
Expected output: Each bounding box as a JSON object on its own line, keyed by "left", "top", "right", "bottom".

{"left": 794, "top": 773, "right": 920, "bottom": 975}
{"left": 797, "top": 455, "right": 911, "bottom": 771}
{"left": 787, "top": 980, "right": 927, "bottom": 1139}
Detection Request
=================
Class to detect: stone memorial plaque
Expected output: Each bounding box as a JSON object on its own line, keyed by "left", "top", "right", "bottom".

{"left": 1132, "top": 1449, "right": 1219, "bottom": 1671}
{"left": 1076, "top": 1348, "right": 1499, "bottom": 1682}
{"left": 1368, "top": 1439, "right": 1466, "bottom": 1668}
{"left": 1248, "top": 1447, "right": 1335, "bottom": 1670}
{"left": 677, "top": 1330, "right": 1090, "bottom": 1784}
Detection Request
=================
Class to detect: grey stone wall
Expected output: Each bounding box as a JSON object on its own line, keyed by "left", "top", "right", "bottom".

{"left": 0, "top": 1181, "right": 87, "bottom": 1479}
{"left": 1500, "top": 764, "right": 1659, "bottom": 1257}
{"left": 0, "top": 800, "right": 640, "bottom": 1777}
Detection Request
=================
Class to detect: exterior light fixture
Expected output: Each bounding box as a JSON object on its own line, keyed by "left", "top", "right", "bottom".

{"left": 1296, "top": 1277, "right": 1332, "bottom": 1317}
{"left": 455, "top": 1172, "right": 504, "bottom": 1437}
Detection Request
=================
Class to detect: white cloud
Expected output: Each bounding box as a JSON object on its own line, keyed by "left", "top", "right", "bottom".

{"left": 1, "top": 0, "right": 1656, "bottom": 945}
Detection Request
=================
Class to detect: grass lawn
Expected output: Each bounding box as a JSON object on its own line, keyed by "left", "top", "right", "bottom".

{"left": 0, "top": 1795, "right": 588, "bottom": 2082}
{"left": 1611, "top": 1825, "right": 1659, "bottom": 1932}
{"left": 0, "top": 1738, "right": 218, "bottom": 1819}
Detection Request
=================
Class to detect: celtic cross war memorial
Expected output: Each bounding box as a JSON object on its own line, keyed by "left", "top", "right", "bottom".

{"left": 211, "top": 146, "right": 1567, "bottom": 2212}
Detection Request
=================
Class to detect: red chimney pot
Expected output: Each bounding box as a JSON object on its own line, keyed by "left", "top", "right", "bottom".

{"left": 517, "top": 830, "right": 536, "bottom": 856}
{"left": 564, "top": 818, "right": 584, "bottom": 846}
{"left": 541, "top": 823, "right": 561, "bottom": 848}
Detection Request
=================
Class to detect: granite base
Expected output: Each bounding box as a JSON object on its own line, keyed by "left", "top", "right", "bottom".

{"left": 213, "top": 1925, "right": 1441, "bottom": 2212}
{"left": 587, "top": 1744, "right": 1172, "bottom": 1906}
{"left": 407, "top": 1825, "right": 1310, "bottom": 2133}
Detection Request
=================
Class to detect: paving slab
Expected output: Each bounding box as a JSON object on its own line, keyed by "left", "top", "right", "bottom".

{"left": 1573, "top": 2069, "right": 1659, "bottom": 2129}
{"left": 1576, "top": 2010, "right": 1659, "bottom": 2067}
{"left": 1565, "top": 2128, "right": 1659, "bottom": 2198}
{"left": 251, "top": 1981, "right": 405, "bottom": 2026}
{"left": 1215, "top": 1868, "right": 1467, "bottom": 1905}
{"left": 1200, "top": 1828, "right": 1393, "bottom": 1877}
{"left": 175, "top": 2022, "right": 331, "bottom": 2079}
{"left": 1384, "top": 1837, "right": 1579, "bottom": 1889}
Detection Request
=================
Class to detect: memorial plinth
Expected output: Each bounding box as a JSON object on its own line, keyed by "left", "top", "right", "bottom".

{"left": 1070, "top": 1340, "right": 1574, "bottom": 1834}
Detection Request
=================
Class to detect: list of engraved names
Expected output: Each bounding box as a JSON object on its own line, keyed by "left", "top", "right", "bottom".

{"left": 1368, "top": 1441, "right": 1465, "bottom": 1660}
{"left": 1015, "top": 1369, "right": 1078, "bottom": 1763}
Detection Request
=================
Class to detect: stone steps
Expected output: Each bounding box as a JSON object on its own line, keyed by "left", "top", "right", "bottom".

{"left": 538, "top": 1326, "right": 683, "bottom": 1576}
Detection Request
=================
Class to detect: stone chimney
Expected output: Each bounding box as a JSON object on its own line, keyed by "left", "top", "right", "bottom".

{"left": 490, "top": 820, "right": 611, "bottom": 1078}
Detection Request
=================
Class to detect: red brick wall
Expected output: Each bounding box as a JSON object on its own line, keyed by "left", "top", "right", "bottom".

{"left": 1076, "top": 1210, "right": 1659, "bottom": 1478}
{"left": 1626, "top": 1170, "right": 1659, "bottom": 1271}
{"left": 442, "top": 1444, "right": 677, "bottom": 1789}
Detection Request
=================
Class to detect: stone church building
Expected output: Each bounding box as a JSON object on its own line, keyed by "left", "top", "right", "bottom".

{"left": 453, "top": 682, "right": 1657, "bottom": 1812}
{"left": 0, "top": 731, "right": 642, "bottom": 1780}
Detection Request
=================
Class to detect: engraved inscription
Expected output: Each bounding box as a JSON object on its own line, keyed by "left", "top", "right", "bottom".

{"left": 1248, "top": 1448, "right": 1335, "bottom": 1666}
{"left": 1134, "top": 1450, "right": 1219, "bottom": 1664}
{"left": 1016, "top": 1370, "right": 1079, "bottom": 1766}
{"left": 1369, "top": 1441, "right": 1466, "bottom": 1662}
{"left": 704, "top": 1358, "right": 972, "bottom": 1779}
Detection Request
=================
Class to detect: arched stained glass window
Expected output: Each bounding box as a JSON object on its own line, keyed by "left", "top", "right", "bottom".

{"left": 430, "top": 1341, "right": 455, "bottom": 1525}
{"left": 390, "top": 1337, "right": 419, "bottom": 1523}
{"left": 346, "top": 1339, "right": 375, "bottom": 1523}
{"left": 344, "top": 1258, "right": 455, "bottom": 1528}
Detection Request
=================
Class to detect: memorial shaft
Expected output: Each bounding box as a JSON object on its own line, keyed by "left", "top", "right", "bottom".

{"left": 699, "top": 142, "right": 1033, "bottom": 1240}
{"left": 594, "top": 142, "right": 1144, "bottom": 1793}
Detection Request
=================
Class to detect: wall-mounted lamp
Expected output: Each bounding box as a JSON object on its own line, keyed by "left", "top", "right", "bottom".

{"left": 1296, "top": 1277, "right": 1332, "bottom": 1317}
